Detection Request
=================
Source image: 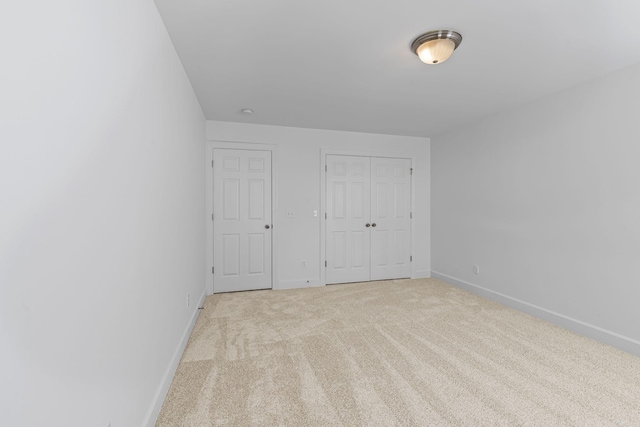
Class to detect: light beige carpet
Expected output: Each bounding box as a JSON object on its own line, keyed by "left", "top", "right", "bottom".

{"left": 156, "top": 278, "right": 640, "bottom": 426}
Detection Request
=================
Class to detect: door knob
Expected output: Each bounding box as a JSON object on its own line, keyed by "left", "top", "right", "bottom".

{"left": 365, "top": 223, "right": 371, "bottom": 227}
{"left": 371, "top": 223, "right": 377, "bottom": 227}
{"left": 265, "top": 224, "right": 270, "bottom": 229}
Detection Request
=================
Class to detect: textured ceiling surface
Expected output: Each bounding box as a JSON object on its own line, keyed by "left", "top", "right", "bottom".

{"left": 154, "top": 0, "right": 640, "bottom": 136}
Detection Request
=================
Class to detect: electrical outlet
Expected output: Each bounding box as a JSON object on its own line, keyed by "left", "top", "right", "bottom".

{"left": 301, "top": 260, "right": 307, "bottom": 269}
{"left": 187, "top": 294, "right": 190, "bottom": 307}
{"left": 473, "top": 264, "right": 480, "bottom": 275}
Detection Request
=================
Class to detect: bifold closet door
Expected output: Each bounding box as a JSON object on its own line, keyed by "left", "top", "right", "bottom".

{"left": 326, "top": 155, "right": 371, "bottom": 284}
{"left": 213, "top": 149, "right": 272, "bottom": 293}
{"left": 370, "top": 157, "right": 412, "bottom": 280}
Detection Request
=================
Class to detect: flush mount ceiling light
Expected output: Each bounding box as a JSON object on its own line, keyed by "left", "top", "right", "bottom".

{"left": 411, "top": 30, "right": 462, "bottom": 64}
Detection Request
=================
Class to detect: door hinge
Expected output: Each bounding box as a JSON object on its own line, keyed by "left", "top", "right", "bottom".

{"left": 410, "top": 168, "right": 413, "bottom": 175}
{"left": 211, "top": 160, "right": 214, "bottom": 168}
{"left": 410, "top": 256, "right": 413, "bottom": 262}
{"left": 325, "top": 165, "right": 327, "bottom": 172}
{"left": 211, "top": 213, "right": 214, "bottom": 221}
{"left": 410, "top": 212, "right": 413, "bottom": 219}
{"left": 212, "top": 266, "right": 215, "bottom": 274}
{"left": 325, "top": 260, "right": 327, "bottom": 267}
{"left": 325, "top": 212, "right": 327, "bottom": 219}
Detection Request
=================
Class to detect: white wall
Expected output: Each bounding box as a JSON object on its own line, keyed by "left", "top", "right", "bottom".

{"left": 431, "top": 62, "right": 640, "bottom": 355}
{"left": 0, "top": 1, "right": 205, "bottom": 426}
{"left": 206, "top": 121, "right": 430, "bottom": 290}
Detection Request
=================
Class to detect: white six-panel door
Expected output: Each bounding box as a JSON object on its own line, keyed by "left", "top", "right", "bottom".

{"left": 370, "top": 157, "right": 412, "bottom": 280}
{"left": 326, "top": 155, "right": 411, "bottom": 285}
{"left": 213, "top": 149, "right": 272, "bottom": 293}
{"left": 326, "top": 156, "right": 371, "bottom": 284}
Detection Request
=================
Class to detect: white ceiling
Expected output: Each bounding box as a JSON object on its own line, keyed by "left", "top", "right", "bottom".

{"left": 154, "top": 0, "right": 640, "bottom": 137}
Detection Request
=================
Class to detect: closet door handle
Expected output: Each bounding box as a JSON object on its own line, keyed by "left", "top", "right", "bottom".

{"left": 365, "top": 223, "right": 371, "bottom": 227}
{"left": 371, "top": 223, "right": 377, "bottom": 227}
{"left": 265, "top": 224, "right": 270, "bottom": 229}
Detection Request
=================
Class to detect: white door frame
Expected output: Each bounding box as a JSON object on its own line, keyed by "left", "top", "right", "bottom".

{"left": 320, "top": 148, "right": 415, "bottom": 286}
{"left": 206, "top": 141, "right": 279, "bottom": 295}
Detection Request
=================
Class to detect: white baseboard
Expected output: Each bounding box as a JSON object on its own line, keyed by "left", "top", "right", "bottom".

{"left": 277, "top": 274, "right": 435, "bottom": 290}
{"left": 412, "top": 270, "right": 431, "bottom": 279}
{"left": 142, "top": 287, "right": 207, "bottom": 427}
{"left": 431, "top": 271, "right": 640, "bottom": 357}
{"left": 275, "top": 279, "right": 324, "bottom": 290}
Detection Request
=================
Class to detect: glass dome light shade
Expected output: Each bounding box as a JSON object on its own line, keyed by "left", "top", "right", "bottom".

{"left": 416, "top": 38, "right": 456, "bottom": 64}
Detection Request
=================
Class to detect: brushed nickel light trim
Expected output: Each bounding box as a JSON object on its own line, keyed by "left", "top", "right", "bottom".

{"left": 411, "top": 30, "right": 463, "bottom": 64}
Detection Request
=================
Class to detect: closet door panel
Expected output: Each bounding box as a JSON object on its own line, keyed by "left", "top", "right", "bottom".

{"left": 370, "top": 157, "right": 411, "bottom": 281}
{"left": 326, "top": 155, "right": 371, "bottom": 284}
